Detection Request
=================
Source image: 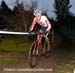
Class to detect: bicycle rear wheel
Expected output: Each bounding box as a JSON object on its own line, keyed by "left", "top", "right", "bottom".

{"left": 29, "top": 41, "right": 39, "bottom": 68}
{"left": 44, "top": 39, "right": 51, "bottom": 58}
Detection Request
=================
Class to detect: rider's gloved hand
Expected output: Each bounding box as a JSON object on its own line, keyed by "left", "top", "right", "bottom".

{"left": 29, "top": 31, "right": 33, "bottom": 40}
{"left": 29, "top": 31, "right": 32, "bottom": 35}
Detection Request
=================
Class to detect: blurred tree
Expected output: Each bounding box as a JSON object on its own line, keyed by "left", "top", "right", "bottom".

{"left": 12, "top": 0, "right": 34, "bottom": 32}
{"left": 54, "top": 0, "right": 72, "bottom": 21}
{"left": 1, "top": 0, "right": 12, "bottom": 14}
{"left": 54, "top": 0, "right": 75, "bottom": 40}
{"left": 1, "top": 0, "right": 9, "bottom": 13}
{"left": 0, "top": 0, "right": 13, "bottom": 29}
{"left": 30, "top": 0, "right": 37, "bottom": 10}
{"left": 13, "top": 0, "right": 25, "bottom": 32}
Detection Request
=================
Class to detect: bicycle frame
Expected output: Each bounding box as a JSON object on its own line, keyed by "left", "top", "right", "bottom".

{"left": 37, "top": 33, "right": 49, "bottom": 48}
{"left": 29, "top": 32, "right": 50, "bottom": 68}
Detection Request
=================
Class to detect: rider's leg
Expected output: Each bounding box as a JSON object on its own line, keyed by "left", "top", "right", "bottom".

{"left": 37, "top": 32, "right": 45, "bottom": 54}
{"left": 45, "top": 33, "right": 50, "bottom": 51}
{"left": 37, "top": 34, "right": 42, "bottom": 47}
{"left": 37, "top": 30, "right": 43, "bottom": 46}
{"left": 45, "top": 34, "right": 49, "bottom": 44}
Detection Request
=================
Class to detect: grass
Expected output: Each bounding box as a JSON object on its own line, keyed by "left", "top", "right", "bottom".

{"left": 0, "top": 36, "right": 32, "bottom": 53}
{"left": 0, "top": 55, "right": 18, "bottom": 64}
{"left": 54, "top": 62, "right": 75, "bottom": 73}
{"left": 0, "top": 36, "right": 32, "bottom": 64}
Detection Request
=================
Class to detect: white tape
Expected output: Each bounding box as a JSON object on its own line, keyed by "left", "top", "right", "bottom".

{"left": 0, "top": 31, "right": 51, "bottom": 35}
{"left": 0, "top": 31, "right": 35, "bottom": 35}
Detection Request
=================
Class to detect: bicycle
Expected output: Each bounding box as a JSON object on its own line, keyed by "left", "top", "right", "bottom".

{"left": 28, "top": 32, "right": 51, "bottom": 68}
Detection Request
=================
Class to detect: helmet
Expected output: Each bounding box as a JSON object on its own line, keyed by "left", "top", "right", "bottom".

{"left": 33, "top": 10, "right": 42, "bottom": 16}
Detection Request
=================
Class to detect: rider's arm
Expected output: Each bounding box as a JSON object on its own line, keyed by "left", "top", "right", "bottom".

{"left": 45, "top": 16, "right": 52, "bottom": 32}
{"left": 29, "top": 18, "right": 36, "bottom": 31}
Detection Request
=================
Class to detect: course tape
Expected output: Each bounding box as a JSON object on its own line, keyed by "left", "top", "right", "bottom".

{"left": 0, "top": 31, "right": 52, "bottom": 35}
{"left": 0, "top": 31, "right": 33, "bottom": 35}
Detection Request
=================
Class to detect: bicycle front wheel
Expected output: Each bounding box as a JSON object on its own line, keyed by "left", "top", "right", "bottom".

{"left": 29, "top": 41, "right": 39, "bottom": 68}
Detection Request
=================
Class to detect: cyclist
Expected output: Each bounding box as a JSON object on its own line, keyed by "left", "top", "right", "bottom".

{"left": 29, "top": 10, "right": 52, "bottom": 53}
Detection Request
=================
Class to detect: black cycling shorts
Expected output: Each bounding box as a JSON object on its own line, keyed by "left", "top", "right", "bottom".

{"left": 41, "top": 26, "right": 48, "bottom": 32}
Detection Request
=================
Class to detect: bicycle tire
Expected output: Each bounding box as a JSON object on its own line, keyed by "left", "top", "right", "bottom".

{"left": 29, "top": 41, "right": 39, "bottom": 68}
{"left": 44, "top": 38, "right": 51, "bottom": 58}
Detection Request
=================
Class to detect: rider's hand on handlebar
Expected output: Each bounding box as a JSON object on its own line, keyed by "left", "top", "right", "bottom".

{"left": 29, "top": 31, "right": 32, "bottom": 35}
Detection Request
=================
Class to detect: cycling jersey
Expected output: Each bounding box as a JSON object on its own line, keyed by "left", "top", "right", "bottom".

{"left": 30, "top": 15, "right": 51, "bottom": 32}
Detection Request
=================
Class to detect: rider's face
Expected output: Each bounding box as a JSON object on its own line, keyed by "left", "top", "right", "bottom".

{"left": 36, "top": 15, "right": 41, "bottom": 20}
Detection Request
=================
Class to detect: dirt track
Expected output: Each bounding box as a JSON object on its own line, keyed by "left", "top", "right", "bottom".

{"left": 0, "top": 41, "right": 75, "bottom": 73}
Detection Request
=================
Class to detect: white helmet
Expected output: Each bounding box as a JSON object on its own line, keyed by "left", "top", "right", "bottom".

{"left": 33, "top": 10, "right": 42, "bottom": 16}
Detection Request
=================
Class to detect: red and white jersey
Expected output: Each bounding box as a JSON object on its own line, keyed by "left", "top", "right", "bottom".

{"left": 30, "top": 15, "right": 52, "bottom": 32}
